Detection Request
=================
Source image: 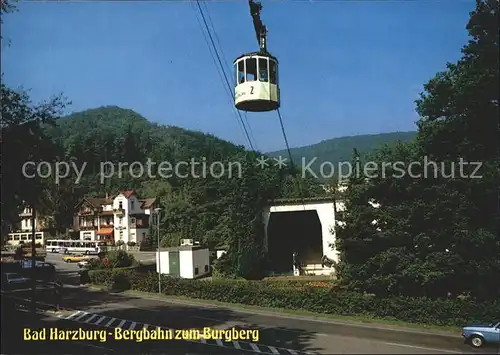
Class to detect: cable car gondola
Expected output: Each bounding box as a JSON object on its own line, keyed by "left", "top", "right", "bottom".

{"left": 234, "top": 0, "right": 280, "bottom": 113}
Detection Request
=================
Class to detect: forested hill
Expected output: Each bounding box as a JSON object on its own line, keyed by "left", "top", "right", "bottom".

{"left": 268, "top": 131, "right": 417, "bottom": 179}
{"left": 39, "top": 106, "right": 416, "bottom": 267}
{"left": 39, "top": 105, "right": 326, "bottom": 266}
{"left": 47, "top": 107, "right": 417, "bottom": 191}
{"left": 48, "top": 106, "right": 243, "bottom": 169}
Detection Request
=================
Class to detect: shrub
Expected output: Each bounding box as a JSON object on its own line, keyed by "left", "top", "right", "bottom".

{"left": 89, "top": 269, "right": 500, "bottom": 327}
{"left": 108, "top": 270, "right": 132, "bottom": 292}
{"left": 89, "top": 250, "right": 136, "bottom": 270}
{"left": 127, "top": 241, "right": 136, "bottom": 247}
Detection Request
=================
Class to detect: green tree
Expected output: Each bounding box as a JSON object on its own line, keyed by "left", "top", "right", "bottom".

{"left": 336, "top": 0, "right": 499, "bottom": 299}
{"left": 0, "top": 84, "right": 68, "bottom": 233}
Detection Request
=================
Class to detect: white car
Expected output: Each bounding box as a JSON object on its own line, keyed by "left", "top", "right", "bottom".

{"left": 77, "top": 260, "right": 89, "bottom": 268}
{"left": 4, "top": 272, "right": 30, "bottom": 287}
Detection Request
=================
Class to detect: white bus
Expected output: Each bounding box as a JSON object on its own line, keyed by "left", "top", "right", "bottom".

{"left": 45, "top": 239, "right": 107, "bottom": 255}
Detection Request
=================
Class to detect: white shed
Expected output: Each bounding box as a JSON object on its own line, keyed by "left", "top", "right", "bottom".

{"left": 156, "top": 246, "right": 210, "bottom": 279}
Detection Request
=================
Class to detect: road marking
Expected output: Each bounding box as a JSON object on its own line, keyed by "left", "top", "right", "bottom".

{"left": 105, "top": 318, "right": 116, "bottom": 327}
{"left": 42, "top": 306, "right": 313, "bottom": 355}
{"left": 66, "top": 311, "right": 82, "bottom": 320}
{"left": 269, "top": 346, "right": 280, "bottom": 354}
{"left": 74, "top": 312, "right": 88, "bottom": 321}
{"left": 84, "top": 314, "right": 98, "bottom": 324}
{"left": 95, "top": 316, "right": 106, "bottom": 325}
{"left": 383, "top": 342, "right": 462, "bottom": 354}
{"left": 250, "top": 343, "right": 261, "bottom": 352}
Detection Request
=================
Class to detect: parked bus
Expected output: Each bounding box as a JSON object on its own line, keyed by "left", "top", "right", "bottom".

{"left": 45, "top": 240, "right": 107, "bottom": 255}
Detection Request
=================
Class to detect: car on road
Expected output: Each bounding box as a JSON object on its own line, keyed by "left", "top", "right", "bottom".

{"left": 62, "top": 254, "right": 89, "bottom": 263}
{"left": 19, "top": 260, "right": 56, "bottom": 280}
{"left": 77, "top": 260, "right": 89, "bottom": 268}
{"left": 462, "top": 321, "right": 500, "bottom": 348}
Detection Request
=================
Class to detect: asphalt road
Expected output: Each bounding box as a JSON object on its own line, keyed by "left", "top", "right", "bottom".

{"left": 45, "top": 251, "right": 156, "bottom": 268}
{"left": 14, "top": 253, "right": 496, "bottom": 354}
{"left": 3, "top": 286, "right": 498, "bottom": 354}
{"left": 1, "top": 306, "right": 252, "bottom": 354}
{"left": 44, "top": 251, "right": 156, "bottom": 285}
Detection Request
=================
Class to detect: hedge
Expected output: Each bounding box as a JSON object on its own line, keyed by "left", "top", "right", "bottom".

{"left": 89, "top": 269, "right": 500, "bottom": 327}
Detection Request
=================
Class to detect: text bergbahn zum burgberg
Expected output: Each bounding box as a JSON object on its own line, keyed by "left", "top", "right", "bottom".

{"left": 24, "top": 327, "right": 260, "bottom": 343}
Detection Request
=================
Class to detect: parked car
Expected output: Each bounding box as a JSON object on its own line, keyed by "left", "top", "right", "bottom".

{"left": 77, "top": 260, "right": 89, "bottom": 268}
{"left": 21, "top": 260, "right": 55, "bottom": 270}
{"left": 19, "top": 260, "right": 56, "bottom": 279}
{"left": 63, "top": 254, "right": 89, "bottom": 263}
{"left": 462, "top": 321, "right": 500, "bottom": 348}
{"left": 2, "top": 272, "right": 30, "bottom": 289}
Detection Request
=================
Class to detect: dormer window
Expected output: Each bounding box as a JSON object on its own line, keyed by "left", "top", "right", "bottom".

{"left": 131, "top": 200, "right": 135, "bottom": 210}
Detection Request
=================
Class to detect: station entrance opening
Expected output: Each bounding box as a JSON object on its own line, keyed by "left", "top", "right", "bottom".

{"left": 266, "top": 210, "right": 323, "bottom": 274}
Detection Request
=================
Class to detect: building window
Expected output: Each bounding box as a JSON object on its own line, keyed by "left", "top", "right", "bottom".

{"left": 142, "top": 232, "right": 146, "bottom": 239}
{"left": 119, "top": 217, "right": 122, "bottom": 225}
{"left": 131, "top": 217, "right": 136, "bottom": 224}
{"left": 119, "top": 201, "right": 123, "bottom": 209}
{"left": 119, "top": 231, "right": 123, "bottom": 239}
{"left": 131, "top": 200, "right": 134, "bottom": 210}
{"left": 204, "top": 265, "right": 209, "bottom": 273}
{"left": 194, "top": 267, "right": 199, "bottom": 275}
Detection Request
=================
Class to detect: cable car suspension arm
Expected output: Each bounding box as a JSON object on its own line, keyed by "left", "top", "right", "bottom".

{"left": 249, "top": 0, "right": 267, "bottom": 53}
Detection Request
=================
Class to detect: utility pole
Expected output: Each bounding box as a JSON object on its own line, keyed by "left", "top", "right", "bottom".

{"left": 30, "top": 205, "right": 36, "bottom": 314}
{"left": 154, "top": 207, "right": 162, "bottom": 294}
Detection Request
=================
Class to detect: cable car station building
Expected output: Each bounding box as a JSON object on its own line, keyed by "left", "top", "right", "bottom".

{"left": 263, "top": 197, "right": 344, "bottom": 277}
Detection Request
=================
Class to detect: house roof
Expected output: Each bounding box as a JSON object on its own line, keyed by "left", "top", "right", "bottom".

{"left": 76, "top": 191, "right": 155, "bottom": 211}
{"left": 76, "top": 197, "right": 113, "bottom": 209}
{"left": 140, "top": 198, "right": 156, "bottom": 209}
{"left": 87, "top": 197, "right": 113, "bottom": 207}
{"left": 120, "top": 190, "right": 136, "bottom": 199}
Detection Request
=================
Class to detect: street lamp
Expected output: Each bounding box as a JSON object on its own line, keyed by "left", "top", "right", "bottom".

{"left": 154, "top": 207, "right": 162, "bottom": 294}
{"left": 30, "top": 205, "right": 37, "bottom": 314}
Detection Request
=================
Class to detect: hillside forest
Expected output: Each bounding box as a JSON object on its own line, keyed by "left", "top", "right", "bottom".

{"left": 1, "top": 0, "right": 498, "bottom": 298}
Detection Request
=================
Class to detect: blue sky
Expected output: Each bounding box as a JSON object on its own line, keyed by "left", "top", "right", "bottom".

{"left": 2, "top": 0, "right": 474, "bottom": 152}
